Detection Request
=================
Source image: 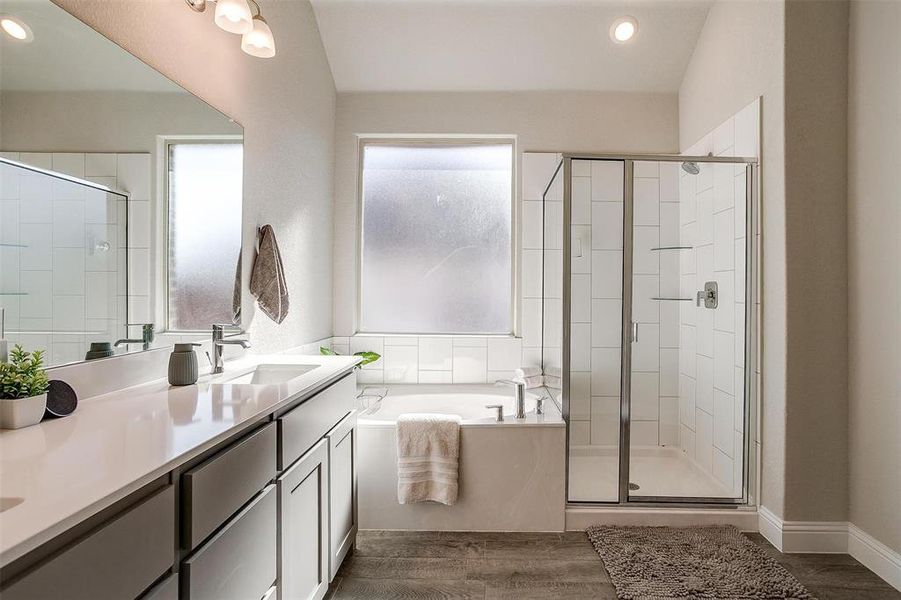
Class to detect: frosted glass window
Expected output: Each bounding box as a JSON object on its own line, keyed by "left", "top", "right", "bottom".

{"left": 167, "top": 142, "right": 243, "bottom": 331}
{"left": 360, "top": 142, "right": 514, "bottom": 334}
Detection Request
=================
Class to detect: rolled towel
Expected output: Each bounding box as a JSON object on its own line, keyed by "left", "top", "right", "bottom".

{"left": 396, "top": 413, "right": 461, "bottom": 505}
{"left": 544, "top": 375, "right": 562, "bottom": 389}
{"left": 515, "top": 366, "right": 541, "bottom": 379}
{"left": 513, "top": 375, "right": 544, "bottom": 389}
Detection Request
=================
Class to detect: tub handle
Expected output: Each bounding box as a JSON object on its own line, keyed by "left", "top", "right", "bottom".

{"left": 485, "top": 404, "right": 504, "bottom": 422}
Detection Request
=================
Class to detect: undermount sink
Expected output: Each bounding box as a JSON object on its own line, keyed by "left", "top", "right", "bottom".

{"left": 217, "top": 364, "right": 319, "bottom": 385}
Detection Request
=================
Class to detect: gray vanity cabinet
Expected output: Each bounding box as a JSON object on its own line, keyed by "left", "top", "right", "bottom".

{"left": 278, "top": 438, "right": 330, "bottom": 600}
{"left": 181, "top": 485, "right": 277, "bottom": 600}
{"left": 326, "top": 411, "right": 358, "bottom": 581}
{"left": 2, "top": 486, "right": 174, "bottom": 600}
{"left": 143, "top": 573, "right": 179, "bottom": 600}
{"left": 182, "top": 422, "right": 277, "bottom": 550}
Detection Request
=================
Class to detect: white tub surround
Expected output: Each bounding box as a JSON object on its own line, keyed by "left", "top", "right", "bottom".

{"left": 357, "top": 384, "right": 566, "bottom": 532}
{"left": 0, "top": 354, "right": 360, "bottom": 567}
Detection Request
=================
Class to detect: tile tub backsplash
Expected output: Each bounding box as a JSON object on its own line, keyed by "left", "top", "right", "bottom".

{"left": 330, "top": 335, "right": 534, "bottom": 385}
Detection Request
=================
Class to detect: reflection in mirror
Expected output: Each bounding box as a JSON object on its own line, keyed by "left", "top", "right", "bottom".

{"left": 0, "top": 0, "right": 243, "bottom": 368}
{"left": 167, "top": 141, "right": 243, "bottom": 331}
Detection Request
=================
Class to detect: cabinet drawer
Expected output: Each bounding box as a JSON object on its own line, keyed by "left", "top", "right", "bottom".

{"left": 279, "top": 374, "right": 354, "bottom": 470}
{"left": 183, "top": 422, "right": 276, "bottom": 549}
{"left": 4, "top": 486, "right": 174, "bottom": 600}
{"left": 182, "top": 485, "right": 277, "bottom": 600}
{"left": 143, "top": 572, "right": 178, "bottom": 600}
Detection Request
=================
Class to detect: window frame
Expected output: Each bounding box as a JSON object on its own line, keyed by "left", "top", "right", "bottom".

{"left": 355, "top": 135, "right": 518, "bottom": 336}
{"left": 159, "top": 135, "right": 244, "bottom": 334}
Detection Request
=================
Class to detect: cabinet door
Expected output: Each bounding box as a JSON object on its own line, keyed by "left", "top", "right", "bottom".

{"left": 327, "top": 411, "right": 357, "bottom": 581}
{"left": 278, "top": 439, "right": 329, "bottom": 600}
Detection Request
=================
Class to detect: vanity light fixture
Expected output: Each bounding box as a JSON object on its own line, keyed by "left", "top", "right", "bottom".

{"left": 0, "top": 15, "right": 33, "bottom": 42}
{"left": 214, "top": 0, "right": 253, "bottom": 34}
{"left": 185, "top": 0, "right": 275, "bottom": 58}
{"left": 610, "top": 15, "right": 638, "bottom": 44}
{"left": 241, "top": 9, "right": 276, "bottom": 58}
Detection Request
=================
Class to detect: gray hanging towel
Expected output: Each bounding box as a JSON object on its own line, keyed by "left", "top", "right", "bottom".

{"left": 231, "top": 250, "right": 242, "bottom": 324}
{"left": 250, "top": 225, "right": 289, "bottom": 324}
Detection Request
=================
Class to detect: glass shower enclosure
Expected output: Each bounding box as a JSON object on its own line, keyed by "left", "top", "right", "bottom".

{"left": 542, "top": 155, "right": 758, "bottom": 505}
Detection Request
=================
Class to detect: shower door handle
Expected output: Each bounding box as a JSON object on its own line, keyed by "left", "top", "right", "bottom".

{"left": 631, "top": 322, "right": 638, "bottom": 343}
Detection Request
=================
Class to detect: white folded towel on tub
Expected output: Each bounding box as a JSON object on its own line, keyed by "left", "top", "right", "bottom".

{"left": 396, "top": 413, "right": 461, "bottom": 505}
{"left": 513, "top": 375, "right": 544, "bottom": 389}
{"left": 515, "top": 366, "right": 542, "bottom": 379}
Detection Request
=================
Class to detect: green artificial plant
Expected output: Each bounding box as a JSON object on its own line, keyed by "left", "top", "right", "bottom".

{"left": 0, "top": 345, "right": 51, "bottom": 400}
{"left": 320, "top": 346, "right": 381, "bottom": 367}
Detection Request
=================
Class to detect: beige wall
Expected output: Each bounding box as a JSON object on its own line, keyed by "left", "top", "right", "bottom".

{"left": 1, "top": 90, "right": 239, "bottom": 153}
{"left": 847, "top": 0, "right": 901, "bottom": 554}
{"left": 681, "top": 0, "right": 851, "bottom": 524}
{"left": 332, "top": 91, "right": 679, "bottom": 335}
{"left": 52, "top": 0, "right": 337, "bottom": 352}
{"left": 782, "top": 0, "right": 849, "bottom": 523}
{"left": 679, "top": 0, "right": 787, "bottom": 517}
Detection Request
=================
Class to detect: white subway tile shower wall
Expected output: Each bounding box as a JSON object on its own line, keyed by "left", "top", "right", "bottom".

{"left": 340, "top": 152, "right": 559, "bottom": 385}
{"left": 0, "top": 153, "right": 151, "bottom": 365}
{"left": 580, "top": 159, "right": 625, "bottom": 447}
{"left": 678, "top": 98, "right": 759, "bottom": 497}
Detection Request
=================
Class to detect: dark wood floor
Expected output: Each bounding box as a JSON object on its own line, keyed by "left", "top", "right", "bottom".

{"left": 325, "top": 530, "right": 901, "bottom": 600}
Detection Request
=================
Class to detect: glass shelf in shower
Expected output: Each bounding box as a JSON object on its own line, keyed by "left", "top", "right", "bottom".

{"left": 651, "top": 297, "right": 693, "bottom": 301}
{"left": 0, "top": 243, "right": 28, "bottom": 248}
{"left": 650, "top": 246, "right": 693, "bottom": 251}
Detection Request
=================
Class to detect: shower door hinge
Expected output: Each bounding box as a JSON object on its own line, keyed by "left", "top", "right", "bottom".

{"left": 696, "top": 281, "right": 718, "bottom": 309}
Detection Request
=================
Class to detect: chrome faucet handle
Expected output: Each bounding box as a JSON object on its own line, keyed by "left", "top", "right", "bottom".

{"left": 536, "top": 396, "right": 546, "bottom": 415}
{"left": 485, "top": 404, "right": 504, "bottom": 422}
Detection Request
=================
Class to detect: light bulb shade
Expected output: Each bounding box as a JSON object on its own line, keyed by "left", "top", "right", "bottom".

{"left": 214, "top": 0, "right": 253, "bottom": 34}
{"left": 241, "top": 15, "right": 275, "bottom": 58}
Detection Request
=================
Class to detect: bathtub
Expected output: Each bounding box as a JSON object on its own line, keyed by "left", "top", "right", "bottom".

{"left": 356, "top": 384, "right": 566, "bottom": 531}
{"left": 358, "top": 383, "right": 548, "bottom": 423}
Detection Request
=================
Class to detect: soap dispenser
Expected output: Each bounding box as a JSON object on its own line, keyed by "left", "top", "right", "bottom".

{"left": 168, "top": 343, "right": 202, "bottom": 386}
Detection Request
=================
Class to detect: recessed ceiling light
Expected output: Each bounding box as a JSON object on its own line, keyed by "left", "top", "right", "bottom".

{"left": 610, "top": 16, "right": 637, "bottom": 44}
{"left": 0, "top": 15, "right": 33, "bottom": 42}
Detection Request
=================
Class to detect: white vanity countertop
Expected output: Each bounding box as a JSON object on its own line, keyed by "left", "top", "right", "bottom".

{"left": 0, "top": 354, "right": 361, "bottom": 566}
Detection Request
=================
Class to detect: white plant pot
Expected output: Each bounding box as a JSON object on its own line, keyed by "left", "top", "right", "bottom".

{"left": 0, "top": 393, "right": 48, "bottom": 430}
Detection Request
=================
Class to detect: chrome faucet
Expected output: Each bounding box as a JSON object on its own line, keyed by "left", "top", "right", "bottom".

{"left": 495, "top": 379, "right": 527, "bottom": 419}
{"left": 114, "top": 323, "right": 155, "bottom": 350}
{"left": 211, "top": 324, "right": 251, "bottom": 375}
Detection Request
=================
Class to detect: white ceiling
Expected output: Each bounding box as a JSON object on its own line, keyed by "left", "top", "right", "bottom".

{"left": 311, "top": 0, "right": 713, "bottom": 93}
{"left": 0, "top": 0, "right": 182, "bottom": 92}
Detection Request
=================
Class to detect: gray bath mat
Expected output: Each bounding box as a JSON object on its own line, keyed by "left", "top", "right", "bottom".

{"left": 587, "top": 525, "right": 815, "bottom": 599}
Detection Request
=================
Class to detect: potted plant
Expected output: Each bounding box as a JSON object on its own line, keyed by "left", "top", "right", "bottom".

{"left": 320, "top": 346, "right": 381, "bottom": 367}
{"left": 0, "top": 345, "right": 51, "bottom": 430}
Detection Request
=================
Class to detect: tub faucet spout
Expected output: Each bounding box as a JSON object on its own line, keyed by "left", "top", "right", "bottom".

{"left": 495, "top": 379, "right": 526, "bottom": 419}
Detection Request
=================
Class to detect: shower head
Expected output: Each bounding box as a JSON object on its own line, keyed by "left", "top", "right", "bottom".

{"left": 681, "top": 161, "right": 700, "bottom": 175}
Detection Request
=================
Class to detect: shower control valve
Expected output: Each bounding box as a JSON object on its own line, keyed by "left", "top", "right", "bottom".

{"left": 696, "top": 281, "right": 719, "bottom": 309}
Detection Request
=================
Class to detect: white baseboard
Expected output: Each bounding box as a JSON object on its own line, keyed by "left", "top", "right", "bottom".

{"left": 757, "top": 507, "right": 901, "bottom": 591}
{"left": 848, "top": 524, "right": 901, "bottom": 591}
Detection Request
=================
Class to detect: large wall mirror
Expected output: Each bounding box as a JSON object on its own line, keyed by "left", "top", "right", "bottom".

{"left": 0, "top": 0, "right": 243, "bottom": 368}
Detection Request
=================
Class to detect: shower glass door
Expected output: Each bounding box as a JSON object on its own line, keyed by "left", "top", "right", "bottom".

{"left": 563, "top": 158, "right": 625, "bottom": 502}
{"left": 625, "top": 159, "right": 752, "bottom": 502}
